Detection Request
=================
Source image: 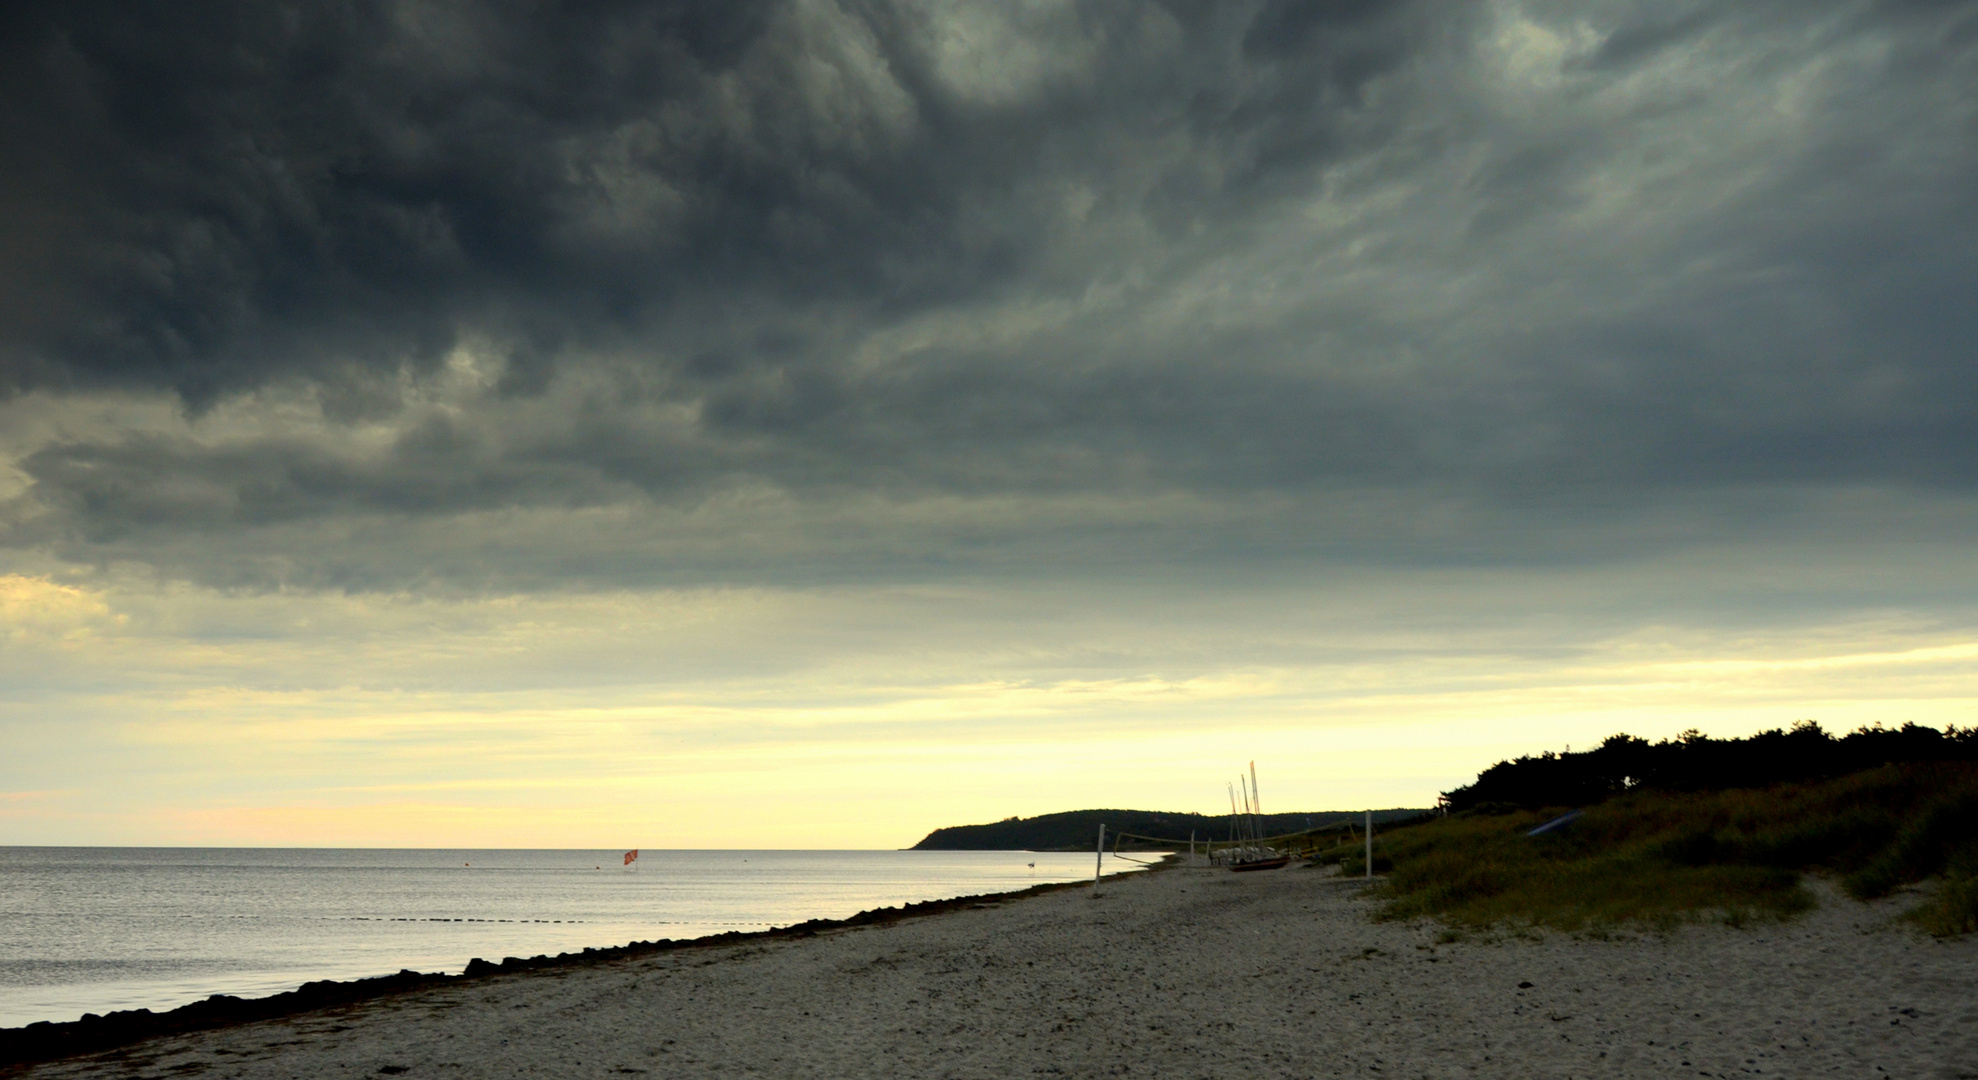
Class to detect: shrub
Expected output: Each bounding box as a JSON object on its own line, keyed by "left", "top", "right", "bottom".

{"left": 1356, "top": 763, "right": 1978, "bottom": 934}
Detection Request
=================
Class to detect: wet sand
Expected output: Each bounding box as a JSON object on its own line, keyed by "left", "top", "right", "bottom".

{"left": 13, "top": 864, "right": 1976, "bottom": 1079}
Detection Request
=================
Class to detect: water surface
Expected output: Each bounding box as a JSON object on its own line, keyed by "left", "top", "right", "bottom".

{"left": 0, "top": 847, "right": 1138, "bottom": 1027}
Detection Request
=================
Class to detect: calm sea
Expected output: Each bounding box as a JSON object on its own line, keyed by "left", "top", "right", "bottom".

{"left": 0, "top": 847, "right": 1140, "bottom": 1028}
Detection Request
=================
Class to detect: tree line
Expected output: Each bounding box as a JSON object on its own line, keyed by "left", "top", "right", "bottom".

{"left": 1444, "top": 721, "right": 1978, "bottom": 811}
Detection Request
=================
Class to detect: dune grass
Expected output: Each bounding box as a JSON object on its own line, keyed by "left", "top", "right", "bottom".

{"left": 1310, "top": 763, "right": 1978, "bottom": 934}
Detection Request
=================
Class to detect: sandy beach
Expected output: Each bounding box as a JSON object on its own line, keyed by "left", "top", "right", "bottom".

{"left": 13, "top": 864, "right": 1976, "bottom": 1079}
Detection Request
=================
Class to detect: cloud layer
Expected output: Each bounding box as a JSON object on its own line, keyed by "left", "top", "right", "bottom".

{"left": 2, "top": 0, "right": 1973, "bottom": 590}
{"left": 6, "top": 2, "right": 1978, "bottom": 844}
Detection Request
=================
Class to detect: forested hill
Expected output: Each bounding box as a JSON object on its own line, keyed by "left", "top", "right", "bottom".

{"left": 1444, "top": 721, "right": 1978, "bottom": 810}
{"left": 911, "top": 807, "right": 1428, "bottom": 851}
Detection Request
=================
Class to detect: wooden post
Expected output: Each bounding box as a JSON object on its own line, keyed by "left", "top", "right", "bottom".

{"left": 1094, "top": 823, "right": 1106, "bottom": 890}
{"left": 1364, "top": 810, "right": 1373, "bottom": 879}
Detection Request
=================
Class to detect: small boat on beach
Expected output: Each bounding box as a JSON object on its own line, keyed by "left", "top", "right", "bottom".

{"left": 1217, "top": 762, "right": 1291, "bottom": 871}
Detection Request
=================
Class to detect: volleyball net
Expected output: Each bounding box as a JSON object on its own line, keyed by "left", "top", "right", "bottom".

{"left": 1108, "top": 818, "right": 1377, "bottom": 866}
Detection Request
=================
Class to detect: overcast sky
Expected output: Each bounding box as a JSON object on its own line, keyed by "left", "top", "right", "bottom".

{"left": 3, "top": 0, "right": 1976, "bottom": 847}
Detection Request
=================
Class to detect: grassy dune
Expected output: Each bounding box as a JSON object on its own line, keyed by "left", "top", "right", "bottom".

{"left": 1312, "top": 763, "right": 1978, "bottom": 935}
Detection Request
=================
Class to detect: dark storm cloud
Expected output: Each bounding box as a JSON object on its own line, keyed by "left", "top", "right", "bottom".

{"left": 0, "top": 0, "right": 1478, "bottom": 395}
{"left": 3, "top": 0, "right": 1977, "bottom": 587}
{"left": 0, "top": 0, "right": 785, "bottom": 401}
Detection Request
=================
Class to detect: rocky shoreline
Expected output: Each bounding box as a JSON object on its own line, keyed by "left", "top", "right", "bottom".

{"left": 10, "top": 861, "right": 1975, "bottom": 1079}
{"left": 0, "top": 872, "right": 1111, "bottom": 1071}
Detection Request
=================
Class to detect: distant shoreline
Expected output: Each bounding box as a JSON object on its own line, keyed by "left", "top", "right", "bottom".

{"left": 0, "top": 860, "right": 1163, "bottom": 1069}
{"left": 912, "top": 807, "right": 1430, "bottom": 850}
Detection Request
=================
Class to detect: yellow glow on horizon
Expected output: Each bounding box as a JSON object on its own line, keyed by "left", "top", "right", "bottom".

{"left": 6, "top": 571, "right": 1978, "bottom": 847}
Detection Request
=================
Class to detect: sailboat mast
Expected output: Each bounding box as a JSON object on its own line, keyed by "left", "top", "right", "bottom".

{"left": 1250, "top": 760, "right": 1262, "bottom": 843}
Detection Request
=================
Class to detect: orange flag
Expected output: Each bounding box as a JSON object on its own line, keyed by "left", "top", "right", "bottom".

{"left": 623, "top": 849, "right": 638, "bottom": 865}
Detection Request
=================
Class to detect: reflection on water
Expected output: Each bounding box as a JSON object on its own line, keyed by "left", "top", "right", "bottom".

{"left": 0, "top": 847, "right": 1138, "bottom": 1026}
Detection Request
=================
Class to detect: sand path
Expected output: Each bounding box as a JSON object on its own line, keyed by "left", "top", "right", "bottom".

{"left": 17, "top": 865, "right": 1976, "bottom": 1079}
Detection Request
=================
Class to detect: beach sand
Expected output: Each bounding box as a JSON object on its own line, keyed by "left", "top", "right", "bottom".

{"left": 15, "top": 864, "right": 1976, "bottom": 1079}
